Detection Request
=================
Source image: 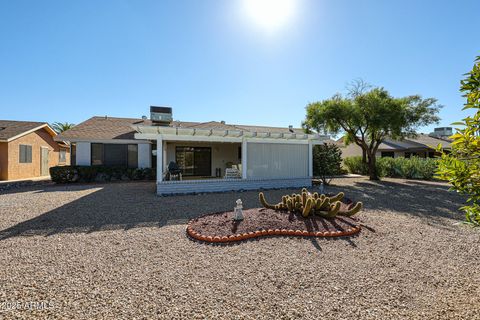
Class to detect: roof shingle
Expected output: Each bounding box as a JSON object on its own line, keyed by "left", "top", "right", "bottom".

{"left": 0, "top": 120, "right": 50, "bottom": 141}
{"left": 56, "top": 116, "right": 306, "bottom": 141}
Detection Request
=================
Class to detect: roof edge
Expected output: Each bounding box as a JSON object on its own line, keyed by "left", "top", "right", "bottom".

{"left": 5, "top": 123, "right": 57, "bottom": 142}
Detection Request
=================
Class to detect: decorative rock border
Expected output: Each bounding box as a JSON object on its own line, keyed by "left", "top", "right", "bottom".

{"left": 186, "top": 223, "right": 361, "bottom": 244}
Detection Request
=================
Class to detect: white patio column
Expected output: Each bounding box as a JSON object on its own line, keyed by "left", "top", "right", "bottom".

{"left": 157, "top": 138, "right": 163, "bottom": 183}
{"left": 308, "top": 140, "right": 313, "bottom": 177}
{"left": 241, "top": 139, "right": 248, "bottom": 179}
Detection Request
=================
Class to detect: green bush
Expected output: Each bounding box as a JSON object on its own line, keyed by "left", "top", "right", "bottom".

{"left": 343, "top": 156, "right": 437, "bottom": 180}
{"left": 49, "top": 166, "right": 157, "bottom": 183}
{"left": 343, "top": 156, "right": 369, "bottom": 175}
{"left": 436, "top": 56, "right": 480, "bottom": 226}
{"left": 313, "top": 143, "right": 343, "bottom": 185}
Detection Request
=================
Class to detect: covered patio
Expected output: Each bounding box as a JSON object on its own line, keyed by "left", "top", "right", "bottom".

{"left": 133, "top": 125, "right": 329, "bottom": 195}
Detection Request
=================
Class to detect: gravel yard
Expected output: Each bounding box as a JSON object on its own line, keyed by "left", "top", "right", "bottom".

{"left": 0, "top": 177, "right": 479, "bottom": 319}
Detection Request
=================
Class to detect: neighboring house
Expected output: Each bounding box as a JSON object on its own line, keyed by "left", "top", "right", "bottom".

{"left": 0, "top": 120, "right": 70, "bottom": 181}
{"left": 336, "top": 127, "right": 453, "bottom": 159}
{"left": 56, "top": 107, "right": 329, "bottom": 194}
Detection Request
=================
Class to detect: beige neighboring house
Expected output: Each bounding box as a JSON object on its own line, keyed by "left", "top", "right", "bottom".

{"left": 336, "top": 127, "right": 453, "bottom": 159}
{"left": 56, "top": 107, "right": 330, "bottom": 195}
{"left": 0, "top": 120, "right": 70, "bottom": 181}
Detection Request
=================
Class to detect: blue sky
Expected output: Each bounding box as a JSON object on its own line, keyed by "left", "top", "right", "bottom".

{"left": 0, "top": 0, "right": 478, "bottom": 134}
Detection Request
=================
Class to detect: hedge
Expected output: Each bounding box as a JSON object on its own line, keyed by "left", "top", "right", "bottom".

{"left": 343, "top": 156, "right": 438, "bottom": 180}
{"left": 49, "top": 166, "right": 156, "bottom": 183}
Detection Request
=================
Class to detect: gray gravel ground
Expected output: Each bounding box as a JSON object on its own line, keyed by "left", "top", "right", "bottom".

{"left": 0, "top": 178, "right": 479, "bottom": 319}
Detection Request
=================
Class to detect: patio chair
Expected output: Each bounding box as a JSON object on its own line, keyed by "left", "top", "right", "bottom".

{"left": 165, "top": 161, "right": 182, "bottom": 181}
{"left": 224, "top": 166, "right": 241, "bottom": 179}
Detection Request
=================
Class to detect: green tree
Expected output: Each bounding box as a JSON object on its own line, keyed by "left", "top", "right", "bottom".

{"left": 436, "top": 56, "right": 480, "bottom": 226}
{"left": 51, "top": 122, "right": 75, "bottom": 133}
{"left": 313, "top": 143, "right": 343, "bottom": 185}
{"left": 303, "top": 86, "right": 441, "bottom": 180}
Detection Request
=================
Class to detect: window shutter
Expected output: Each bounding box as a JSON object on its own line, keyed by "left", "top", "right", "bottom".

{"left": 19, "top": 145, "right": 25, "bottom": 163}
{"left": 27, "top": 146, "right": 32, "bottom": 163}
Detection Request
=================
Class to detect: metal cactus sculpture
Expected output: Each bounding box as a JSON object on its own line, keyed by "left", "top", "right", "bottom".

{"left": 259, "top": 188, "right": 363, "bottom": 218}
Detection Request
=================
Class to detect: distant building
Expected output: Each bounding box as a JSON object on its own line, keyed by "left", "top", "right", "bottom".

{"left": 0, "top": 120, "right": 70, "bottom": 181}
{"left": 336, "top": 127, "right": 452, "bottom": 159}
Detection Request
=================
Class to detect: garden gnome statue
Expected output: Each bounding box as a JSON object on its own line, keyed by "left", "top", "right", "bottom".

{"left": 234, "top": 199, "right": 244, "bottom": 221}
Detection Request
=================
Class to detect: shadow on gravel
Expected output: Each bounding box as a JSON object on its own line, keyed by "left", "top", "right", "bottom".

{"left": 0, "top": 183, "right": 319, "bottom": 240}
{"left": 326, "top": 179, "right": 466, "bottom": 226}
{"left": 0, "top": 178, "right": 467, "bottom": 240}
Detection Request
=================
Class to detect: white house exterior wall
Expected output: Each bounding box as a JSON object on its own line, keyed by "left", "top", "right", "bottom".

{"left": 137, "top": 143, "right": 151, "bottom": 168}
{"left": 246, "top": 143, "right": 309, "bottom": 179}
{"left": 76, "top": 142, "right": 91, "bottom": 166}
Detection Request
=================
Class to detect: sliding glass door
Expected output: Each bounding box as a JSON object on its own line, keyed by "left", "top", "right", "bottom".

{"left": 175, "top": 147, "right": 211, "bottom": 176}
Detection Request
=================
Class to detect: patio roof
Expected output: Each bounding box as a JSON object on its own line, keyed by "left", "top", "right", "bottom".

{"left": 132, "top": 125, "right": 329, "bottom": 143}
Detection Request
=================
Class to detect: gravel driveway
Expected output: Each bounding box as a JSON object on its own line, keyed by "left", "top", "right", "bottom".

{"left": 0, "top": 178, "right": 479, "bottom": 319}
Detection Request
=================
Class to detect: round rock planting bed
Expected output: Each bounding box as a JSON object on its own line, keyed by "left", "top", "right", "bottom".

{"left": 186, "top": 207, "right": 361, "bottom": 243}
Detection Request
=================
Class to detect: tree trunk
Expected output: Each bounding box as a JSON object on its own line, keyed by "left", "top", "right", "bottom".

{"left": 368, "top": 154, "right": 379, "bottom": 180}
{"left": 362, "top": 149, "right": 367, "bottom": 165}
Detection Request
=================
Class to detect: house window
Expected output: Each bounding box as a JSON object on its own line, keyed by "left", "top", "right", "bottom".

{"left": 91, "top": 143, "right": 138, "bottom": 168}
{"left": 91, "top": 143, "right": 104, "bottom": 165}
{"left": 381, "top": 152, "right": 394, "bottom": 158}
{"left": 127, "top": 145, "right": 138, "bottom": 168}
{"left": 175, "top": 146, "right": 211, "bottom": 176}
{"left": 104, "top": 144, "right": 127, "bottom": 166}
{"left": 19, "top": 145, "right": 32, "bottom": 163}
{"left": 59, "top": 149, "right": 67, "bottom": 163}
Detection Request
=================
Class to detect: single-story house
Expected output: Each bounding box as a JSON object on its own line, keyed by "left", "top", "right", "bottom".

{"left": 337, "top": 128, "right": 452, "bottom": 159}
{"left": 56, "top": 107, "right": 329, "bottom": 195}
{"left": 0, "top": 120, "right": 70, "bottom": 181}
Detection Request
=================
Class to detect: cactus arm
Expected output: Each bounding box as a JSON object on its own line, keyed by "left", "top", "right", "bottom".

{"left": 302, "top": 198, "right": 313, "bottom": 217}
{"left": 315, "top": 198, "right": 328, "bottom": 211}
{"left": 259, "top": 192, "right": 276, "bottom": 209}
{"left": 320, "top": 198, "right": 330, "bottom": 210}
{"left": 302, "top": 192, "right": 307, "bottom": 207}
{"left": 286, "top": 199, "right": 293, "bottom": 211}
{"left": 329, "top": 201, "right": 341, "bottom": 215}
{"left": 295, "top": 195, "right": 302, "bottom": 206}
{"left": 282, "top": 196, "right": 288, "bottom": 209}
{"left": 316, "top": 201, "right": 341, "bottom": 218}
{"left": 339, "top": 202, "right": 363, "bottom": 217}
{"left": 329, "top": 192, "right": 345, "bottom": 202}
{"left": 294, "top": 202, "right": 302, "bottom": 212}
